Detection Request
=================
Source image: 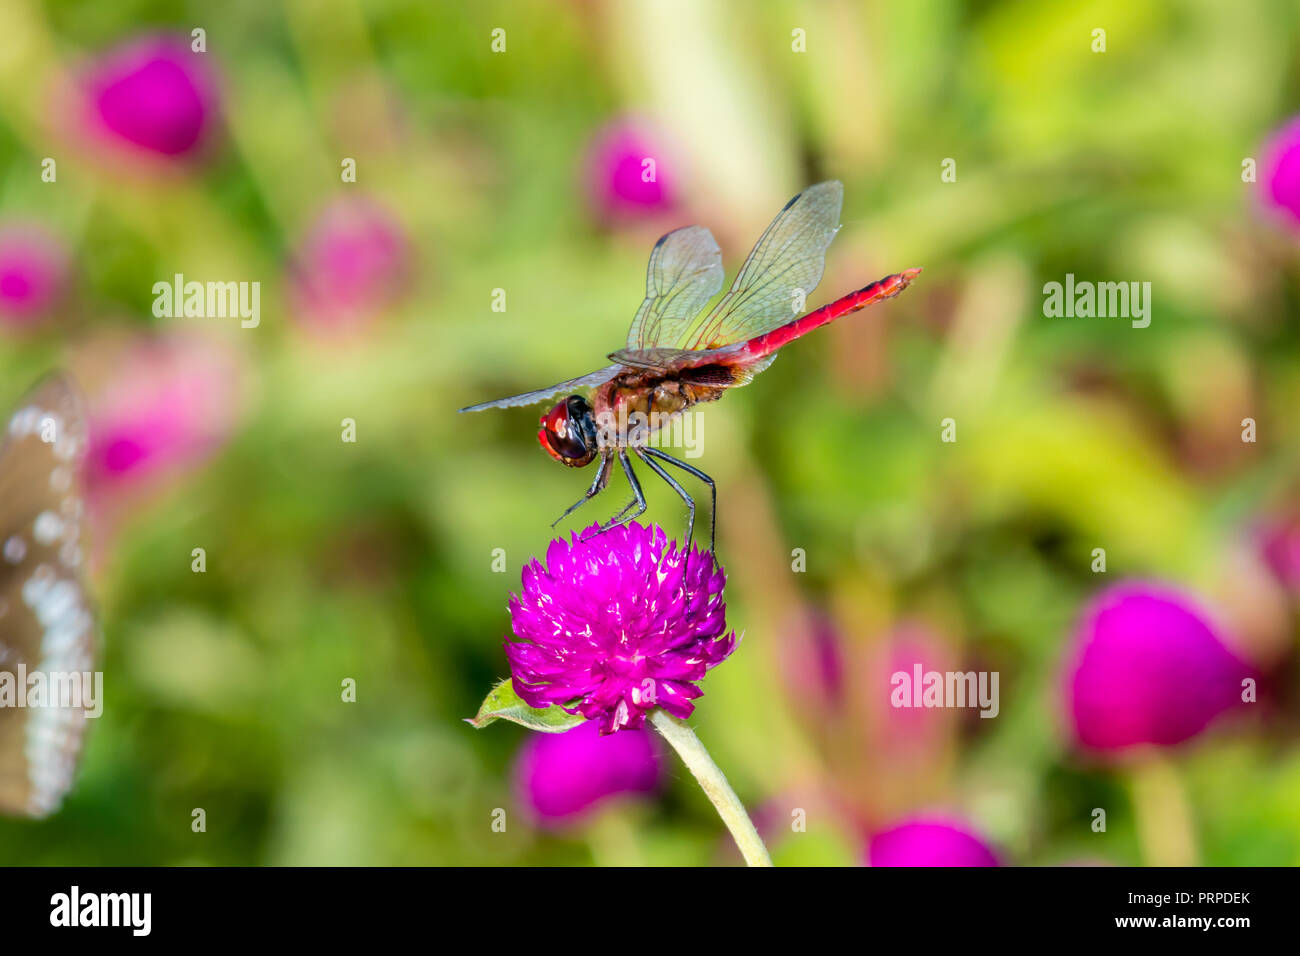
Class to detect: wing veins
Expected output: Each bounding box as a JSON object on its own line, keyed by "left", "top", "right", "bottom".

{"left": 682, "top": 181, "right": 843, "bottom": 350}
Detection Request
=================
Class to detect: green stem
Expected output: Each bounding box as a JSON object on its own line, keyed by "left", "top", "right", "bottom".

{"left": 649, "top": 710, "right": 773, "bottom": 867}
{"left": 1130, "top": 754, "right": 1198, "bottom": 866}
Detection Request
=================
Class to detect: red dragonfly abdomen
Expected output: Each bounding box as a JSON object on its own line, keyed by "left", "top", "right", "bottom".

{"left": 733, "top": 267, "right": 922, "bottom": 363}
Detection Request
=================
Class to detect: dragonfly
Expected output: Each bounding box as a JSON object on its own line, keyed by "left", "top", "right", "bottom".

{"left": 460, "top": 180, "right": 921, "bottom": 552}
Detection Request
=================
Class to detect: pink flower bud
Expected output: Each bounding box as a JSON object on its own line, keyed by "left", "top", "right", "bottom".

{"left": 287, "top": 197, "right": 411, "bottom": 336}
{"left": 79, "top": 35, "right": 220, "bottom": 161}
{"left": 583, "top": 118, "right": 680, "bottom": 222}
{"left": 0, "top": 224, "right": 67, "bottom": 329}
{"left": 867, "top": 817, "right": 1000, "bottom": 867}
{"left": 514, "top": 720, "right": 663, "bottom": 825}
{"left": 1063, "top": 583, "right": 1252, "bottom": 753}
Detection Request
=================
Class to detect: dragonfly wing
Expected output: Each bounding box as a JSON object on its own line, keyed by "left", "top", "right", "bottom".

{"left": 681, "top": 180, "right": 844, "bottom": 351}
{"left": 608, "top": 346, "right": 776, "bottom": 386}
{"left": 458, "top": 364, "right": 622, "bottom": 412}
{"left": 606, "top": 347, "right": 709, "bottom": 372}
{"left": 627, "top": 225, "right": 724, "bottom": 350}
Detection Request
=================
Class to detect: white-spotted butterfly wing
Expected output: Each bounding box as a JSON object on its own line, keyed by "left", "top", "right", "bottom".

{"left": 0, "top": 374, "right": 95, "bottom": 817}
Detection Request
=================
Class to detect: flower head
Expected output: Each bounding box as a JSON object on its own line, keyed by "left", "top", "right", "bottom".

{"left": 867, "top": 817, "right": 1000, "bottom": 867}
{"left": 77, "top": 332, "right": 245, "bottom": 529}
{"left": 287, "top": 196, "right": 411, "bottom": 336}
{"left": 870, "top": 623, "right": 959, "bottom": 758}
{"left": 583, "top": 118, "right": 680, "bottom": 223}
{"left": 0, "top": 224, "right": 67, "bottom": 329}
{"left": 514, "top": 720, "right": 663, "bottom": 825}
{"left": 505, "top": 521, "right": 736, "bottom": 734}
{"left": 1261, "top": 115, "right": 1300, "bottom": 228}
{"left": 1063, "top": 582, "right": 1251, "bottom": 753}
{"left": 78, "top": 34, "right": 220, "bottom": 161}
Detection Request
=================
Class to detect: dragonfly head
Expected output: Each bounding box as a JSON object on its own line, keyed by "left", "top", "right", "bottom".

{"left": 538, "top": 395, "right": 597, "bottom": 467}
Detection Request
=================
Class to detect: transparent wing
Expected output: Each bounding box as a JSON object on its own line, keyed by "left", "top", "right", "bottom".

{"left": 607, "top": 346, "right": 776, "bottom": 386}
{"left": 626, "top": 225, "right": 724, "bottom": 350}
{"left": 608, "top": 345, "right": 741, "bottom": 372}
{"left": 458, "top": 365, "right": 622, "bottom": 412}
{"left": 680, "top": 181, "right": 843, "bottom": 350}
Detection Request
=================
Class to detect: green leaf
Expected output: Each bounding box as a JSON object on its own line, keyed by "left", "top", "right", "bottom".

{"left": 466, "top": 679, "right": 587, "bottom": 733}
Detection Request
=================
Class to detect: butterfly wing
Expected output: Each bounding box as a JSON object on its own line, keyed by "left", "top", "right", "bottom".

{"left": 0, "top": 374, "right": 96, "bottom": 818}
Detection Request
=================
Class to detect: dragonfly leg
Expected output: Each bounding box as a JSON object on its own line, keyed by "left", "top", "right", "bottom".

{"left": 611, "top": 449, "right": 648, "bottom": 527}
{"left": 634, "top": 447, "right": 696, "bottom": 552}
{"left": 551, "top": 450, "right": 613, "bottom": 529}
{"left": 609, "top": 497, "right": 640, "bottom": 523}
{"left": 577, "top": 495, "right": 640, "bottom": 543}
{"left": 642, "top": 447, "right": 716, "bottom": 554}
{"left": 584, "top": 448, "right": 647, "bottom": 541}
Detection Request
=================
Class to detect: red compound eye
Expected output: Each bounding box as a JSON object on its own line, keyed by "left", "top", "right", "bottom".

{"left": 537, "top": 425, "right": 565, "bottom": 462}
{"left": 538, "top": 399, "right": 587, "bottom": 462}
{"left": 537, "top": 397, "right": 595, "bottom": 466}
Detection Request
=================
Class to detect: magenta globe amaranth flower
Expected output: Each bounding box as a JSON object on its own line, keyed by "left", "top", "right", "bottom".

{"left": 287, "top": 196, "right": 411, "bottom": 335}
{"left": 1064, "top": 582, "right": 1251, "bottom": 753}
{"left": 583, "top": 118, "right": 680, "bottom": 222}
{"left": 872, "top": 623, "right": 960, "bottom": 757}
{"left": 482, "top": 522, "right": 768, "bottom": 864}
{"left": 0, "top": 224, "right": 67, "bottom": 329}
{"left": 868, "top": 817, "right": 1000, "bottom": 867}
{"left": 1261, "top": 115, "right": 1300, "bottom": 227}
{"left": 514, "top": 720, "right": 663, "bottom": 825}
{"left": 505, "top": 521, "right": 736, "bottom": 734}
{"left": 79, "top": 35, "right": 220, "bottom": 160}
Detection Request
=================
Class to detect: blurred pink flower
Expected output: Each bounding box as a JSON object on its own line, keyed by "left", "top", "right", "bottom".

{"left": 583, "top": 118, "right": 680, "bottom": 222}
{"left": 1255, "top": 512, "right": 1300, "bottom": 591}
{"left": 82, "top": 335, "right": 244, "bottom": 516}
{"left": 868, "top": 623, "right": 958, "bottom": 756}
{"left": 867, "top": 817, "right": 999, "bottom": 867}
{"left": 1261, "top": 115, "right": 1300, "bottom": 226}
{"left": 78, "top": 35, "right": 220, "bottom": 161}
{"left": 1063, "top": 582, "right": 1252, "bottom": 753}
{"left": 778, "top": 611, "right": 845, "bottom": 713}
{"left": 513, "top": 720, "right": 663, "bottom": 826}
{"left": 0, "top": 224, "right": 67, "bottom": 329}
{"left": 287, "top": 197, "right": 411, "bottom": 335}
{"left": 749, "top": 787, "right": 846, "bottom": 853}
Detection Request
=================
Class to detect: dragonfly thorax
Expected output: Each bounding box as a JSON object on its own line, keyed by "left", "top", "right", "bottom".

{"left": 538, "top": 395, "right": 598, "bottom": 467}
